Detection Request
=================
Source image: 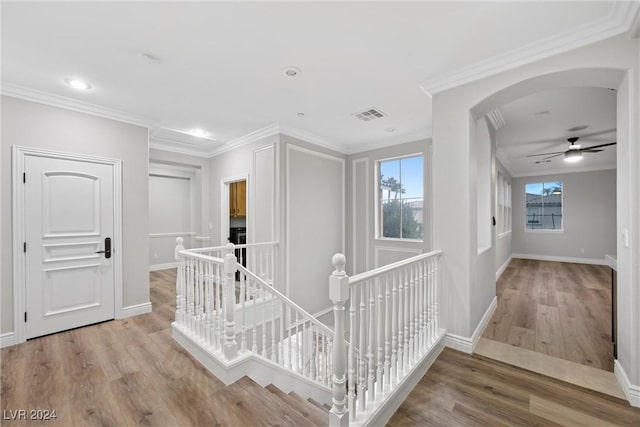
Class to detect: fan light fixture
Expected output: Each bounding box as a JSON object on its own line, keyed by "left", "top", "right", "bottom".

{"left": 564, "top": 150, "right": 583, "bottom": 163}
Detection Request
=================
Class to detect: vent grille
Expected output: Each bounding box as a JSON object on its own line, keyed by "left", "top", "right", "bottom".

{"left": 353, "top": 108, "right": 386, "bottom": 122}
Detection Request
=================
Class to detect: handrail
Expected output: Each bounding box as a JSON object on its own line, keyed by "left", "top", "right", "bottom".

{"left": 177, "top": 249, "right": 223, "bottom": 263}
{"left": 237, "top": 263, "right": 334, "bottom": 337}
{"left": 348, "top": 249, "right": 442, "bottom": 285}
{"left": 186, "top": 241, "right": 279, "bottom": 254}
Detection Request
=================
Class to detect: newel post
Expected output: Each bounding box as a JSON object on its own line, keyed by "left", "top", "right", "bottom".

{"left": 330, "top": 253, "right": 349, "bottom": 426}
{"left": 174, "top": 237, "right": 185, "bottom": 326}
{"left": 223, "top": 243, "right": 238, "bottom": 360}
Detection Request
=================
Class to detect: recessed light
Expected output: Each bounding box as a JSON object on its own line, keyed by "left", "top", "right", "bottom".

{"left": 284, "top": 67, "right": 301, "bottom": 77}
{"left": 567, "top": 125, "right": 589, "bottom": 132}
{"left": 65, "top": 78, "right": 91, "bottom": 90}
{"left": 297, "top": 112, "right": 305, "bottom": 117}
{"left": 385, "top": 127, "right": 397, "bottom": 133}
{"left": 534, "top": 110, "right": 550, "bottom": 117}
{"left": 190, "top": 129, "right": 208, "bottom": 138}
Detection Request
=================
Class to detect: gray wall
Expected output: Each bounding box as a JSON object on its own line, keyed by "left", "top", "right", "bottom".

{"left": 347, "top": 139, "right": 431, "bottom": 275}
{"left": 281, "top": 135, "right": 345, "bottom": 315}
{"left": 495, "top": 159, "right": 513, "bottom": 274}
{"left": 1, "top": 96, "right": 150, "bottom": 334}
{"left": 512, "top": 169, "right": 616, "bottom": 261}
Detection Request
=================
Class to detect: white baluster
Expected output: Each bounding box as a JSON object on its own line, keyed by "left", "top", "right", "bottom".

{"left": 223, "top": 243, "right": 238, "bottom": 360}
{"left": 271, "top": 294, "right": 276, "bottom": 362}
{"left": 391, "top": 269, "right": 398, "bottom": 385}
{"left": 434, "top": 255, "right": 439, "bottom": 335}
{"left": 262, "top": 284, "right": 267, "bottom": 358}
{"left": 368, "top": 280, "right": 375, "bottom": 402}
{"left": 408, "top": 265, "right": 415, "bottom": 365}
{"left": 174, "top": 238, "right": 185, "bottom": 326}
{"left": 403, "top": 267, "right": 410, "bottom": 371}
{"left": 279, "top": 300, "right": 284, "bottom": 364}
{"left": 376, "top": 278, "right": 384, "bottom": 393}
{"left": 358, "top": 284, "right": 366, "bottom": 411}
{"left": 240, "top": 268, "right": 247, "bottom": 352}
{"left": 384, "top": 274, "right": 391, "bottom": 390}
{"left": 329, "top": 253, "right": 349, "bottom": 427}
{"left": 348, "top": 287, "right": 356, "bottom": 422}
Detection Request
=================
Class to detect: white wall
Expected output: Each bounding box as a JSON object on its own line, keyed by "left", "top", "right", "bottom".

{"left": 512, "top": 169, "right": 616, "bottom": 261}
{"left": 347, "top": 139, "right": 431, "bottom": 275}
{"left": 431, "top": 33, "right": 639, "bottom": 394}
{"left": 495, "top": 159, "right": 513, "bottom": 275}
{"left": 1, "top": 96, "right": 150, "bottom": 334}
{"left": 281, "top": 135, "right": 345, "bottom": 315}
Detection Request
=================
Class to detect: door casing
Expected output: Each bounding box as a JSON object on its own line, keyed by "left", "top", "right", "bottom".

{"left": 12, "top": 146, "right": 123, "bottom": 344}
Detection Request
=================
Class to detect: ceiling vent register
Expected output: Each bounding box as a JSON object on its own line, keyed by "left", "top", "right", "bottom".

{"left": 353, "top": 108, "right": 386, "bottom": 122}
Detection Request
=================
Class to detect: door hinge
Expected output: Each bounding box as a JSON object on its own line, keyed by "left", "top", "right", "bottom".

{"left": 23, "top": 172, "right": 26, "bottom": 183}
{"left": 24, "top": 312, "right": 27, "bottom": 322}
{"left": 23, "top": 242, "right": 27, "bottom": 253}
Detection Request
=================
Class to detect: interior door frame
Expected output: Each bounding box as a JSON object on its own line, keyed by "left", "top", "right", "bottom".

{"left": 11, "top": 146, "right": 123, "bottom": 344}
{"left": 220, "top": 173, "right": 249, "bottom": 246}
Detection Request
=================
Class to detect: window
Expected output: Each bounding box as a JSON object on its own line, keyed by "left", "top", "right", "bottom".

{"left": 497, "top": 172, "right": 512, "bottom": 235}
{"left": 525, "top": 181, "right": 563, "bottom": 231}
{"left": 377, "top": 155, "right": 423, "bottom": 240}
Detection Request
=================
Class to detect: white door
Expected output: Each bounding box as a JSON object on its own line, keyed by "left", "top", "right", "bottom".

{"left": 24, "top": 155, "right": 115, "bottom": 339}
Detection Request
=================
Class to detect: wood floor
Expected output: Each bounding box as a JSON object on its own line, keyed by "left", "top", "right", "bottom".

{"left": 389, "top": 347, "right": 640, "bottom": 426}
{"left": 3, "top": 268, "right": 638, "bottom": 426}
{"left": 483, "top": 258, "right": 614, "bottom": 371}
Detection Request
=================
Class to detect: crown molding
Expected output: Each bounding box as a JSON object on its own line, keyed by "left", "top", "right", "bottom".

{"left": 486, "top": 108, "right": 506, "bottom": 131}
{"left": 420, "top": 1, "right": 639, "bottom": 96}
{"left": 346, "top": 128, "right": 432, "bottom": 155}
{"left": 510, "top": 164, "right": 616, "bottom": 179}
{"left": 207, "top": 123, "right": 280, "bottom": 158}
{"left": 279, "top": 125, "right": 349, "bottom": 154}
{"left": 495, "top": 149, "right": 516, "bottom": 178}
{"left": 1, "top": 82, "right": 153, "bottom": 128}
{"left": 149, "top": 136, "right": 211, "bottom": 158}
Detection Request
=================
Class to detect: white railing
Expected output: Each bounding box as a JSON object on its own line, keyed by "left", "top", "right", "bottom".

{"left": 329, "top": 250, "right": 443, "bottom": 426}
{"left": 174, "top": 238, "right": 334, "bottom": 387}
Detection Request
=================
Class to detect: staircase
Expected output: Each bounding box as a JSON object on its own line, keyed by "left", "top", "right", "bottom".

{"left": 172, "top": 238, "right": 445, "bottom": 426}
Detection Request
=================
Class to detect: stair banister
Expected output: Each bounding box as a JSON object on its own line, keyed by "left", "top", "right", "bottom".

{"left": 223, "top": 243, "right": 239, "bottom": 360}
{"left": 329, "top": 253, "right": 349, "bottom": 426}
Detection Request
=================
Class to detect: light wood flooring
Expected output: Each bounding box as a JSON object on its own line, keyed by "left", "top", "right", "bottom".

{"left": 483, "top": 258, "right": 614, "bottom": 371}
{"left": 2, "top": 268, "right": 638, "bottom": 426}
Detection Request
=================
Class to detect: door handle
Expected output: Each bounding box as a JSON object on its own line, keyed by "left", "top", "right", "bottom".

{"left": 96, "top": 237, "right": 111, "bottom": 259}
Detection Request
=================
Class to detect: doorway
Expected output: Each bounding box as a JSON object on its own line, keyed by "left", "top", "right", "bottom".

{"left": 222, "top": 176, "right": 248, "bottom": 276}
{"left": 12, "top": 147, "right": 122, "bottom": 342}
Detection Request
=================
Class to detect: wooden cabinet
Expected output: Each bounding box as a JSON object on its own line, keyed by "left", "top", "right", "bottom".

{"left": 229, "top": 180, "right": 246, "bottom": 217}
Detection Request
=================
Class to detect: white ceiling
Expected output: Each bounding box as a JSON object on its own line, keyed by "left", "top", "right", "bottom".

{"left": 0, "top": 1, "right": 634, "bottom": 157}
{"left": 496, "top": 87, "right": 617, "bottom": 177}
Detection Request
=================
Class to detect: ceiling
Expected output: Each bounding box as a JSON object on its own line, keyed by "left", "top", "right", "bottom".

{"left": 1, "top": 1, "right": 635, "bottom": 158}
{"left": 496, "top": 87, "right": 617, "bottom": 177}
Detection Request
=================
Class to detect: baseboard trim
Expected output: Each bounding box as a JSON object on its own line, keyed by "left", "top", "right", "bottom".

{"left": 119, "top": 302, "right": 152, "bottom": 318}
{"left": 614, "top": 360, "right": 640, "bottom": 407}
{"left": 445, "top": 296, "right": 497, "bottom": 354}
{"left": 149, "top": 262, "right": 177, "bottom": 271}
{"left": 0, "top": 332, "right": 16, "bottom": 349}
{"left": 496, "top": 256, "right": 512, "bottom": 280}
{"left": 512, "top": 253, "right": 606, "bottom": 265}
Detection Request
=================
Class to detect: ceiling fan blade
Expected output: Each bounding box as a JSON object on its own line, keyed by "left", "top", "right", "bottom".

{"left": 526, "top": 151, "right": 565, "bottom": 158}
{"left": 542, "top": 153, "right": 564, "bottom": 160}
{"left": 582, "top": 149, "right": 603, "bottom": 153}
{"left": 582, "top": 142, "right": 616, "bottom": 150}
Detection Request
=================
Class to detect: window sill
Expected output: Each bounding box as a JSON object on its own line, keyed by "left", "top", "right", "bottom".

{"left": 524, "top": 229, "right": 564, "bottom": 234}
{"left": 497, "top": 231, "right": 512, "bottom": 239}
{"left": 375, "top": 237, "right": 423, "bottom": 244}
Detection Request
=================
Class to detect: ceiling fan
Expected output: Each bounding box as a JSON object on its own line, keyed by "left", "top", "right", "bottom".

{"left": 526, "top": 137, "right": 616, "bottom": 163}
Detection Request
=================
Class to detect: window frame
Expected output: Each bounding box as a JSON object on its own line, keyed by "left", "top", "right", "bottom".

{"left": 497, "top": 172, "right": 512, "bottom": 238}
{"left": 524, "top": 181, "right": 564, "bottom": 233}
{"left": 375, "top": 153, "right": 425, "bottom": 242}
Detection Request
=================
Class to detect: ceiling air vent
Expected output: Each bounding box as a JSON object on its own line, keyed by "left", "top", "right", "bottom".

{"left": 353, "top": 107, "right": 386, "bottom": 122}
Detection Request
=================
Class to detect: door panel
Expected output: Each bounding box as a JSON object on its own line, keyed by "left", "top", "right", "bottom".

{"left": 25, "top": 155, "right": 115, "bottom": 339}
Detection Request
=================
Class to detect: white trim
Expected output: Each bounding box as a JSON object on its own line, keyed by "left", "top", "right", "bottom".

{"left": 280, "top": 125, "right": 348, "bottom": 155}
{"left": 285, "top": 143, "right": 345, "bottom": 296}
{"left": 511, "top": 165, "right": 616, "bottom": 178}
{"left": 346, "top": 129, "right": 432, "bottom": 155}
{"left": 252, "top": 143, "right": 276, "bottom": 245}
{"left": 311, "top": 306, "right": 333, "bottom": 320}
{"left": 374, "top": 246, "right": 422, "bottom": 269}
{"left": 0, "top": 333, "right": 16, "bottom": 349}
{"left": 149, "top": 262, "right": 178, "bottom": 272}
{"left": 445, "top": 296, "right": 497, "bottom": 354}
{"left": 11, "top": 146, "right": 124, "bottom": 344}
{"left": 512, "top": 253, "right": 607, "bottom": 265}
{"left": 118, "top": 302, "right": 153, "bottom": 318}
{"left": 149, "top": 232, "right": 196, "bottom": 238}
{"left": 486, "top": 108, "right": 506, "bottom": 131}
{"left": 209, "top": 124, "right": 280, "bottom": 158}
{"left": 614, "top": 360, "right": 640, "bottom": 407}
{"left": 496, "top": 256, "right": 512, "bottom": 280}
{"left": 149, "top": 139, "right": 210, "bottom": 158}
{"left": 220, "top": 173, "right": 250, "bottom": 246}
{"left": 1, "top": 82, "right": 153, "bottom": 128}
{"left": 419, "top": 1, "right": 639, "bottom": 95}
{"left": 351, "top": 157, "right": 370, "bottom": 274}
